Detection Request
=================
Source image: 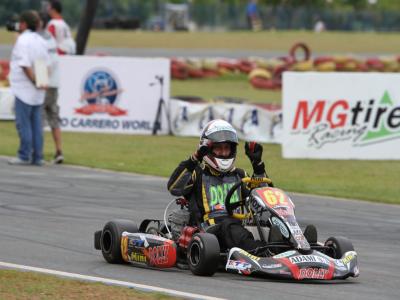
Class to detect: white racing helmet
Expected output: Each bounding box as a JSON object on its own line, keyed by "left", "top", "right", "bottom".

{"left": 200, "top": 119, "right": 238, "bottom": 173}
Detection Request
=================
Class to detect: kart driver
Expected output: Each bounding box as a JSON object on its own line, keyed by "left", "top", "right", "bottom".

{"left": 167, "top": 119, "right": 274, "bottom": 251}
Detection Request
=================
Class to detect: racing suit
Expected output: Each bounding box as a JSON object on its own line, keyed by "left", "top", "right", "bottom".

{"left": 167, "top": 156, "right": 272, "bottom": 251}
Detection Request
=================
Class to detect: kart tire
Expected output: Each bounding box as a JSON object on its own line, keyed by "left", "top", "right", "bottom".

{"left": 325, "top": 236, "right": 354, "bottom": 259}
{"left": 187, "top": 233, "right": 220, "bottom": 276}
{"left": 101, "top": 219, "right": 138, "bottom": 264}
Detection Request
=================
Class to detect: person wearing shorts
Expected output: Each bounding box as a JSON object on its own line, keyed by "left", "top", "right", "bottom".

{"left": 38, "top": 10, "right": 64, "bottom": 164}
{"left": 43, "top": 1, "right": 76, "bottom": 163}
{"left": 42, "top": 86, "right": 63, "bottom": 163}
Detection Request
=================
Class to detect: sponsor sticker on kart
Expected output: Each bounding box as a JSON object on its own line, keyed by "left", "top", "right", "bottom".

{"left": 239, "top": 249, "right": 260, "bottom": 261}
{"left": 341, "top": 252, "right": 356, "bottom": 265}
{"left": 271, "top": 216, "right": 290, "bottom": 238}
{"left": 148, "top": 245, "right": 170, "bottom": 265}
{"left": 299, "top": 267, "right": 329, "bottom": 280}
{"left": 289, "top": 255, "right": 330, "bottom": 266}
{"left": 226, "top": 260, "right": 252, "bottom": 271}
{"left": 130, "top": 252, "right": 147, "bottom": 263}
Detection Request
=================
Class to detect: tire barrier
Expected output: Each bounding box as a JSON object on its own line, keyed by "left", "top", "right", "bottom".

{"left": 366, "top": 58, "right": 386, "bottom": 72}
{"left": 171, "top": 59, "right": 189, "bottom": 80}
{"left": 250, "top": 76, "right": 281, "bottom": 90}
{"left": 0, "top": 60, "right": 10, "bottom": 82}
{"left": 236, "top": 59, "right": 255, "bottom": 74}
{"left": 289, "top": 42, "right": 311, "bottom": 63}
{"left": 248, "top": 68, "right": 280, "bottom": 90}
{"left": 248, "top": 68, "right": 272, "bottom": 81}
{"left": 170, "top": 42, "right": 400, "bottom": 92}
{"left": 1, "top": 43, "right": 399, "bottom": 91}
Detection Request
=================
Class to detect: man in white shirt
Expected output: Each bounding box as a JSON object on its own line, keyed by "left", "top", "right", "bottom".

{"left": 8, "top": 10, "right": 49, "bottom": 166}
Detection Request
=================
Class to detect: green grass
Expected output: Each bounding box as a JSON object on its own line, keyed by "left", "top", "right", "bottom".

{"left": 1, "top": 121, "right": 399, "bottom": 204}
{"left": 81, "top": 30, "right": 400, "bottom": 53}
{"left": 171, "top": 74, "right": 281, "bottom": 104}
{"left": 0, "top": 269, "right": 179, "bottom": 300}
{"left": 2, "top": 30, "right": 400, "bottom": 53}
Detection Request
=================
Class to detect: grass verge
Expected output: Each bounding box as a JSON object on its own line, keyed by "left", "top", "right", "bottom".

{"left": 59, "top": 30, "right": 400, "bottom": 54}
{"left": 2, "top": 30, "right": 400, "bottom": 53}
{"left": 0, "top": 269, "right": 178, "bottom": 300}
{"left": 1, "top": 120, "right": 399, "bottom": 204}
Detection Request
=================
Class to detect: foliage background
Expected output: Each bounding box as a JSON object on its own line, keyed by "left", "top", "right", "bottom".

{"left": 3, "top": 0, "right": 400, "bottom": 31}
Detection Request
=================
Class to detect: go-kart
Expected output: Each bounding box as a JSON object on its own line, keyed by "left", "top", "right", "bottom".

{"left": 94, "top": 177, "right": 359, "bottom": 280}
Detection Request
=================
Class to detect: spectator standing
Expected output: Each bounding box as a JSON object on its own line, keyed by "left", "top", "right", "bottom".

{"left": 314, "top": 18, "right": 326, "bottom": 33}
{"left": 46, "top": 0, "right": 76, "bottom": 55}
{"left": 43, "top": 0, "right": 76, "bottom": 163}
{"left": 246, "top": 0, "right": 262, "bottom": 31}
{"left": 8, "top": 10, "right": 49, "bottom": 166}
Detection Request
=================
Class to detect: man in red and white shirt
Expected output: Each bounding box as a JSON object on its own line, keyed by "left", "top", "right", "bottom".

{"left": 43, "top": 0, "right": 75, "bottom": 164}
{"left": 46, "top": 0, "right": 75, "bottom": 55}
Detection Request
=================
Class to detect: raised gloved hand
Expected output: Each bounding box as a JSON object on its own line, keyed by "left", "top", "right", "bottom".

{"left": 245, "top": 141, "right": 263, "bottom": 165}
{"left": 245, "top": 141, "right": 273, "bottom": 185}
{"left": 193, "top": 138, "right": 212, "bottom": 162}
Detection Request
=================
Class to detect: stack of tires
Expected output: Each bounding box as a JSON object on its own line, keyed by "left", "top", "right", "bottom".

{"left": 249, "top": 42, "right": 311, "bottom": 90}
{"left": 0, "top": 60, "right": 10, "bottom": 87}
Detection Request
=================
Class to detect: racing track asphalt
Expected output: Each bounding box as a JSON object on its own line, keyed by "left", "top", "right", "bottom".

{"left": 0, "top": 156, "right": 399, "bottom": 300}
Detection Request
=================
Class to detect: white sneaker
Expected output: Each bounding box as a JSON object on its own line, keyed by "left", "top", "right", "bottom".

{"left": 53, "top": 153, "right": 64, "bottom": 164}
{"left": 8, "top": 157, "right": 30, "bottom": 165}
{"left": 32, "top": 160, "right": 46, "bottom": 166}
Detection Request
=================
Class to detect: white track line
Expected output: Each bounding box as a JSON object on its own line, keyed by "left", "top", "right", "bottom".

{"left": 0, "top": 261, "right": 225, "bottom": 300}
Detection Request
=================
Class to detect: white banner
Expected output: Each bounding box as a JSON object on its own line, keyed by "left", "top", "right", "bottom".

{"left": 170, "top": 98, "right": 282, "bottom": 143}
{"left": 58, "top": 56, "right": 170, "bottom": 134}
{"left": 283, "top": 72, "right": 400, "bottom": 159}
{"left": 0, "top": 88, "right": 14, "bottom": 120}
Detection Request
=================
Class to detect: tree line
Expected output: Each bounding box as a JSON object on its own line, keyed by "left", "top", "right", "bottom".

{"left": 2, "top": 0, "right": 400, "bottom": 30}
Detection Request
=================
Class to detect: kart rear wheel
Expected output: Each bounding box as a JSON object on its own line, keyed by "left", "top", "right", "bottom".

{"left": 325, "top": 236, "right": 354, "bottom": 259}
{"left": 101, "top": 219, "right": 138, "bottom": 264}
{"left": 187, "top": 233, "right": 220, "bottom": 276}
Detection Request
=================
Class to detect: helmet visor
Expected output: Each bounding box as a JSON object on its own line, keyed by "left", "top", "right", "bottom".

{"left": 207, "top": 130, "right": 238, "bottom": 144}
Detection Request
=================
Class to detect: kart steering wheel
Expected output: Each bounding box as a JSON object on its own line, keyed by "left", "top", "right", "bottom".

{"left": 224, "top": 177, "right": 272, "bottom": 218}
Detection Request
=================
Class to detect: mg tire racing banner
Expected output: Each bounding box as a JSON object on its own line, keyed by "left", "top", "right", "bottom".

{"left": 283, "top": 72, "right": 400, "bottom": 159}
{"left": 170, "top": 98, "right": 282, "bottom": 143}
{"left": 58, "top": 56, "right": 170, "bottom": 134}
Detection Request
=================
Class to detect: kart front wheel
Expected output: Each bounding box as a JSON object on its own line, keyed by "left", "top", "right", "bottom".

{"left": 325, "top": 236, "right": 354, "bottom": 259}
{"left": 100, "top": 219, "right": 138, "bottom": 264}
{"left": 187, "top": 233, "right": 220, "bottom": 276}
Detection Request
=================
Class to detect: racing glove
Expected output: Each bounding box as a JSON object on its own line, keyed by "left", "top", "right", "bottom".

{"left": 245, "top": 141, "right": 263, "bottom": 164}
{"left": 192, "top": 138, "right": 211, "bottom": 162}
{"left": 245, "top": 141, "right": 266, "bottom": 175}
